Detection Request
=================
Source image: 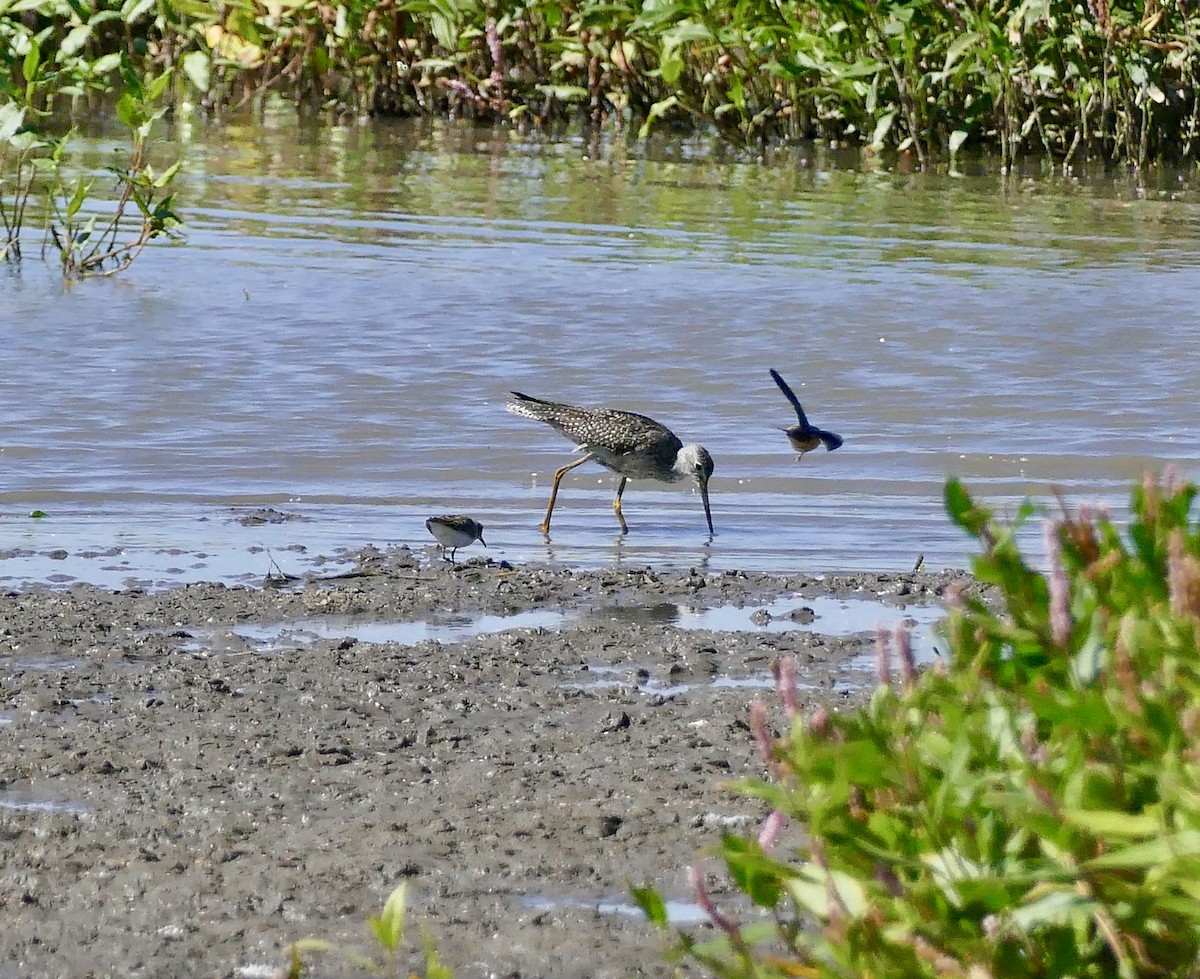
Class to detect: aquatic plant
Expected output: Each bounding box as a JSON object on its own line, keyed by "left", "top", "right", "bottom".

{"left": 4, "top": 0, "right": 1200, "bottom": 164}
{"left": 639, "top": 470, "right": 1200, "bottom": 977}
{"left": 1, "top": 11, "right": 181, "bottom": 277}
{"left": 286, "top": 881, "right": 453, "bottom": 979}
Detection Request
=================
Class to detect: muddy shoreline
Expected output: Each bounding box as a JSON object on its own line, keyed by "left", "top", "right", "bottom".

{"left": 0, "top": 550, "right": 979, "bottom": 978}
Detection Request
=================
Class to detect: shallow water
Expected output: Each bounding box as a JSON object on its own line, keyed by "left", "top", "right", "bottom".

{"left": 198, "top": 591, "right": 935, "bottom": 652}
{"left": 520, "top": 894, "right": 710, "bottom": 925}
{"left": 3, "top": 114, "right": 1199, "bottom": 586}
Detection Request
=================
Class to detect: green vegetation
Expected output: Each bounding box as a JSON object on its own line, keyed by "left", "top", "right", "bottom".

{"left": 286, "top": 882, "right": 453, "bottom": 978}
{"left": 3, "top": 0, "right": 1200, "bottom": 169}
{"left": 638, "top": 469, "right": 1200, "bottom": 978}
{"left": 0, "top": 7, "right": 181, "bottom": 278}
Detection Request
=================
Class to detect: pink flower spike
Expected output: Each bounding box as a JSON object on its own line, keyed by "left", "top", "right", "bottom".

{"left": 749, "top": 700, "right": 776, "bottom": 771}
{"left": 1044, "top": 520, "right": 1071, "bottom": 648}
{"left": 1165, "top": 463, "right": 1181, "bottom": 496}
{"left": 894, "top": 622, "right": 916, "bottom": 687}
{"left": 875, "top": 624, "right": 892, "bottom": 686}
{"left": 774, "top": 657, "right": 800, "bottom": 719}
{"left": 687, "top": 865, "right": 739, "bottom": 936}
{"left": 758, "top": 809, "right": 786, "bottom": 849}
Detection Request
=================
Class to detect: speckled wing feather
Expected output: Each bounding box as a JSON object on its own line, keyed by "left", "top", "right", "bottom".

{"left": 507, "top": 392, "right": 682, "bottom": 458}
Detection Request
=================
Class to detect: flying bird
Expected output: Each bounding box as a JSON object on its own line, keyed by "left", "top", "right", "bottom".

{"left": 770, "top": 369, "right": 843, "bottom": 460}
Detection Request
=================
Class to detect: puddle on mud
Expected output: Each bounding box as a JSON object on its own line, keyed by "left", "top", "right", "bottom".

{"left": 570, "top": 595, "right": 944, "bottom": 695}
{"left": 0, "top": 784, "right": 89, "bottom": 816}
{"left": 568, "top": 665, "right": 777, "bottom": 698}
{"left": 208, "top": 609, "right": 571, "bottom": 650}
{"left": 228, "top": 594, "right": 938, "bottom": 646}
{"left": 520, "top": 894, "right": 708, "bottom": 925}
{"left": 675, "top": 594, "right": 945, "bottom": 662}
{"left": 194, "top": 594, "right": 943, "bottom": 676}
{"left": 3, "top": 658, "right": 80, "bottom": 673}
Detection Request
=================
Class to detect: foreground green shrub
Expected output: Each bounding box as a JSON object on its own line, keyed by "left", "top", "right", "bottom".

{"left": 642, "top": 471, "right": 1200, "bottom": 977}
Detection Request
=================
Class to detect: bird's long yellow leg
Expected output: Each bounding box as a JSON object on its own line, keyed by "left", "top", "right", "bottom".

{"left": 542, "top": 455, "right": 592, "bottom": 535}
{"left": 612, "top": 476, "right": 629, "bottom": 534}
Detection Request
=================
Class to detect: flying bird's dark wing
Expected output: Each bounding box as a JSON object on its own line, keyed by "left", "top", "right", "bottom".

{"left": 769, "top": 369, "right": 811, "bottom": 431}
{"left": 818, "top": 429, "right": 844, "bottom": 452}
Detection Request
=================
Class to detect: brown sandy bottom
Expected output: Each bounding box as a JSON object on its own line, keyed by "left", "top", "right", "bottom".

{"left": 0, "top": 548, "right": 981, "bottom": 979}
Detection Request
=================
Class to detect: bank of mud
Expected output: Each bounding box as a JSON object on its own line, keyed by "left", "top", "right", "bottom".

{"left": 0, "top": 549, "right": 980, "bottom": 978}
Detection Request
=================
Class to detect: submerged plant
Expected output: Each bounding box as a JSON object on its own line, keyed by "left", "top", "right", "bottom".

{"left": 640, "top": 471, "right": 1200, "bottom": 978}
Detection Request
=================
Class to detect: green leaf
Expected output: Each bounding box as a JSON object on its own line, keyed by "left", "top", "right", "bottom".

{"left": 727, "top": 72, "right": 745, "bottom": 110}
{"left": 22, "top": 39, "right": 41, "bottom": 86}
{"left": 27, "top": 144, "right": 59, "bottom": 165}
{"left": 118, "top": 51, "right": 142, "bottom": 98}
{"left": 1070, "top": 612, "right": 1106, "bottom": 682}
{"left": 662, "top": 21, "right": 711, "bottom": 49}
{"left": 152, "top": 161, "right": 181, "bottom": 189}
{"left": 115, "top": 91, "right": 144, "bottom": 129}
{"left": 629, "top": 885, "right": 668, "bottom": 927}
{"left": 660, "top": 53, "right": 683, "bottom": 86}
{"left": 1063, "top": 809, "right": 1160, "bottom": 837}
{"left": 421, "top": 926, "right": 454, "bottom": 979}
{"left": 1088, "top": 831, "right": 1200, "bottom": 870}
{"left": 122, "top": 0, "right": 156, "bottom": 24}
{"left": 535, "top": 84, "right": 588, "bottom": 102}
{"left": 90, "top": 52, "right": 123, "bottom": 76}
{"left": 785, "top": 864, "right": 867, "bottom": 919}
{"left": 720, "top": 835, "right": 782, "bottom": 908}
{"left": 1011, "top": 889, "right": 1098, "bottom": 930}
{"left": 943, "top": 31, "right": 980, "bottom": 72}
{"left": 65, "top": 177, "right": 91, "bottom": 219}
{"left": 367, "top": 882, "right": 407, "bottom": 953}
{"left": 0, "top": 102, "right": 26, "bottom": 145}
{"left": 59, "top": 24, "right": 92, "bottom": 58}
{"left": 638, "top": 95, "right": 678, "bottom": 139}
{"left": 181, "top": 51, "right": 210, "bottom": 92}
{"left": 945, "top": 477, "right": 991, "bottom": 537}
{"left": 871, "top": 110, "right": 896, "bottom": 148}
{"left": 286, "top": 938, "right": 333, "bottom": 957}
{"left": 147, "top": 70, "right": 172, "bottom": 103}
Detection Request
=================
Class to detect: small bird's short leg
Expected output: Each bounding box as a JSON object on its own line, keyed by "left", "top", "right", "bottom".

{"left": 542, "top": 454, "right": 593, "bottom": 535}
{"left": 612, "top": 476, "right": 630, "bottom": 534}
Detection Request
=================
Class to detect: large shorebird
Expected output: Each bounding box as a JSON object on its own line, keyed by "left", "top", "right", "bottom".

{"left": 507, "top": 391, "right": 714, "bottom": 535}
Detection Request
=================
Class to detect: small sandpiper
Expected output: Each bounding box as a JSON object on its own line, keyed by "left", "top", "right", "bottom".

{"left": 425, "top": 515, "right": 486, "bottom": 563}
{"left": 769, "top": 369, "right": 843, "bottom": 460}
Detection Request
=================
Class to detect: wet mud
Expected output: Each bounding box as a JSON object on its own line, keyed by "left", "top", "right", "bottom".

{"left": 0, "top": 549, "right": 980, "bottom": 978}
